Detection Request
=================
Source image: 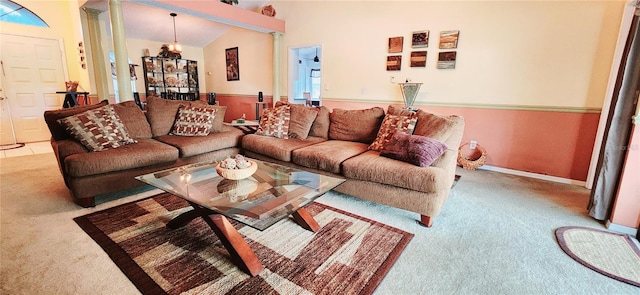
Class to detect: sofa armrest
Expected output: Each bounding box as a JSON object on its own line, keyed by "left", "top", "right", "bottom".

{"left": 50, "top": 138, "right": 88, "bottom": 186}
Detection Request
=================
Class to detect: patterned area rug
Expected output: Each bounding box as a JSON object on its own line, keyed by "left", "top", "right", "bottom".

{"left": 74, "top": 193, "right": 413, "bottom": 294}
{"left": 555, "top": 226, "right": 640, "bottom": 288}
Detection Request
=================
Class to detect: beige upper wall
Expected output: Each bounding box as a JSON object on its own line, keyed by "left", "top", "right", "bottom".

{"left": 266, "top": 0, "right": 624, "bottom": 109}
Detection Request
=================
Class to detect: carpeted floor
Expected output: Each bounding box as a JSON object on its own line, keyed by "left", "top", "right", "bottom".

{"left": 1, "top": 153, "right": 639, "bottom": 294}
{"left": 74, "top": 193, "right": 412, "bottom": 295}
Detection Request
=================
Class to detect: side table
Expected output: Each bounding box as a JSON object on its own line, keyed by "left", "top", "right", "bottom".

{"left": 224, "top": 120, "right": 260, "bottom": 134}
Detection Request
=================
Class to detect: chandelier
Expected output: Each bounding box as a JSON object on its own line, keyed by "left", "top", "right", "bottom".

{"left": 168, "top": 13, "right": 182, "bottom": 54}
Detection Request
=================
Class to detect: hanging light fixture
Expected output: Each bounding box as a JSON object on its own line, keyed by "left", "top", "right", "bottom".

{"left": 168, "top": 13, "right": 182, "bottom": 54}
{"left": 313, "top": 48, "right": 319, "bottom": 63}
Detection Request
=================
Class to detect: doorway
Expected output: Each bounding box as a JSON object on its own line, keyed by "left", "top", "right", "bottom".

{"left": 288, "top": 45, "right": 321, "bottom": 106}
{"left": 1, "top": 34, "right": 66, "bottom": 143}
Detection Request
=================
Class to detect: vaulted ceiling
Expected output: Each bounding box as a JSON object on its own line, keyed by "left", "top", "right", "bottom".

{"left": 81, "top": 0, "right": 270, "bottom": 47}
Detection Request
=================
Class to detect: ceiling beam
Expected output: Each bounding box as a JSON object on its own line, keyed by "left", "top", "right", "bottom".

{"left": 135, "top": 0, "right": 285, "bottom": 33}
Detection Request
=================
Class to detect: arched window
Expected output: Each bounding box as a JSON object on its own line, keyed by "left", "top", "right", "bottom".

{"left": 0, "top": 0, "right": 48, "bottom": 27}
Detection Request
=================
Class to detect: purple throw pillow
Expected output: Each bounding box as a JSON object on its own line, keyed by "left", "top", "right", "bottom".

{"left": 380, "top": 132, "right": 448, "bottom": 167}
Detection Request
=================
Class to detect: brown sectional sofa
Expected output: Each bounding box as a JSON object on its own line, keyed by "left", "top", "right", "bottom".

{"left": 44, "top": 97, "right": 243, "bottom": 207}
{"left": 44, "top": 98, "right": 463, "bottom": 227}
{"left": 242, "top": 103, "right": 464, "bottom": 227}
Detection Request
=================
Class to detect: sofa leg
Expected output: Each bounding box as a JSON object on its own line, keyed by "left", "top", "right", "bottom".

{"left": 418, "top": 215, "right": 433, "bottom": 227}
{"left": 75, "top": 197, "right": 96, "bottom": 208}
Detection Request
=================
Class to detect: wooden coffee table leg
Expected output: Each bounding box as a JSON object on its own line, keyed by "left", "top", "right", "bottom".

{"left": 291, "top": 207, "right": 320, "bottom": 232}
{"left": 166, "top": 209, "right": 202, "bottom": 229}
{"left": 202, "top": 214, "right": 264, "bottom": 277}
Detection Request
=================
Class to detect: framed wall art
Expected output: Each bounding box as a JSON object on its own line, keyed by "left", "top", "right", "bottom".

{"left": 388, "top": 36, "right": 403, "bottom": 53}
{"left": 437, "top": 51, "right": 457, "bottom": 69}
{"left": 412, "top": 31, "right": 429, "bottom": 48}
{"left": 386, "top": 55, "right": 402, "bottom": 71}
{"left": 225, "top": 47, "right": 240, "bottom": 81}
{"left": 410, "top": 51, "right": 427, "bottom": 67}
{"left": 439, "top": 30, "right": 460, "bottom": 49}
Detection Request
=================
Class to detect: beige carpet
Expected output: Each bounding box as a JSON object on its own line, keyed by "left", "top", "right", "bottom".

{"left": 2, "top": 153, "right": 640, "bottom": 294}
{"left": 556, "top": 226, "right": 640, "bottom": 287}
{"left": 74, "top": 192, "right": 412, "bottom": 294}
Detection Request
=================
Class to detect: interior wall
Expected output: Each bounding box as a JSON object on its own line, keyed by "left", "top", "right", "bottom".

{"left": 202, "top": 27, "right": 273, "bottom": 96}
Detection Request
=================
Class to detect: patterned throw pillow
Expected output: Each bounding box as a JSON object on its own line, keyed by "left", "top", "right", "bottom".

{"left": 256, "top": 104, "right": 291, "bottom": 139}
{"left": 57, "top": 105, "right": 136, "bottom": 152}
{"left": 369, "top": 114, "right": 418, "bottom": 151}
{"left": 170, "top": 105, "right": 217, "bottom": 136}
{"left": 380, "top": 132, "right": 448, "bottom": 167}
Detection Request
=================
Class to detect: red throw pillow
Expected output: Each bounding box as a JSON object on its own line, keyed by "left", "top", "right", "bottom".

{"left": 380, "top": 132, "right": 448, "bottom": 167}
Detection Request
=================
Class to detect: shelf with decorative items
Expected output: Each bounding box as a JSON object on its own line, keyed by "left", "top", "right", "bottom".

{"left": 142, "top": 56, "right": 199, "bottom": 100}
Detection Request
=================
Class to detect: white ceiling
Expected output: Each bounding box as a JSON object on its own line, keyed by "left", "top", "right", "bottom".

{"left": 82, "top": 0, "right": 270, "bottom": 47}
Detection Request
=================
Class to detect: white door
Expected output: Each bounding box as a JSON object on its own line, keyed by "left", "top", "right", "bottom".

{"left": 0, "top": 34, "right": 66, "bottom": 143}
{"left": 0, "top": 72, "right": 16, "bottom": 145}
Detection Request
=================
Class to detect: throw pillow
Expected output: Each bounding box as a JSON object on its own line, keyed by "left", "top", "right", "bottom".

{"left": 44, "top": 100, "right": 109, "bottom": 141}
{"left": 387, "top": 105, "right": 460, "bottom": 142}
{"left": 145, "top": 96, "right": 191, "bottom": 137}
{"left": 275, "top": 101, "right": 318, "bottom": 139}
{"left": 170, "top": 105, "right": 217, "bottom": 136}
{"left": 380, "top": 132, "right": 448, "bottom": 167}
{"left": 309, "top": 106, "right": 331, "bottom": 139}
{"left": 57, "top": 105, "right": 137, "bottom": 152}
{"left": 369, "top": 114, "right": 418, "bottom": 151}
{"left": 256, "top": 104, "right": 291, "bottom": 139}
{"left": 112, "top": 101, "right": 152, "bottom": 139}
{"left": 329, "top": 107, "right": 385, "bottom": 143}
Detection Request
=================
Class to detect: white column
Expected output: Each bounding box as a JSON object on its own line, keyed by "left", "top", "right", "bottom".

{"left": 271, "top": 32, "right": 282, "bottom": 105}
{"left": 108, "top": 0, "right": 132, "bottom": 102}
{"left": 84, "top": 8, "right": 110, "bottom": 102}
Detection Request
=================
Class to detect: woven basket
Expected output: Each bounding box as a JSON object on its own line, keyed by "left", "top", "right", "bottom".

{"left": 457, "top": 143, "right": 487, "bottom": 170}
{"left": 216, "top": 161, "right": 258, "bottom": 180}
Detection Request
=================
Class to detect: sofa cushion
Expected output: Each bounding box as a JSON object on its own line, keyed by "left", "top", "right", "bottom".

{"left": 329, "top": 107, "right": 385, "bottom": 144}
{"left": 292, "top": 140, "right": 369, "bottom": 174}
{"left": 64, "top": 138, "right": 179, "bottom": 177}
{"left": 342, "top": 150, "right": 447, "bottom": 193}
{"left": 242, "top": 134, "right": 326, "bottom": 162}
{"left": 256, "top": 104, "right": 291, "bottom": 139}
{"left": 369, "top": 114, "right": 417, "bottom": 151}
{"left": 380, "top": 132, "right": 447, "bottom": 167}
{"left": 387, "top": 105, "right": 460, "bottom": 142}
{"left": 112, "top": 101, "right": 152, "bottom": 139}
{"left": 145, "top": 96, "right": 191, "bottom": 137}
{"left": 170, "top": 105, "right": 216, "bottom": 136}
{"left": 156, "top": 126, "right": 243, "bottom": 157}
{"left": 276, "top": 102, "right": 318, "bottom": 139}
{"left": 309, "top": 106, "right": 331, "bottom": 139}
{"left": 44, "top": 100, "right": 109, "bottom": 141}
{"left": 57, "top": 105, "right": 137, "bottom": 152}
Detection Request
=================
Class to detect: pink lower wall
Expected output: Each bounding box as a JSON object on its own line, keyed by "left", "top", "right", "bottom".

{"left": 321, "top": 100, "right": 600, "bottom": 181}
{"left": 609, "top": 124, "right": 640, "bottom": 228}
{"left": 215, "top": 95, "right": 274, "bottom": 123}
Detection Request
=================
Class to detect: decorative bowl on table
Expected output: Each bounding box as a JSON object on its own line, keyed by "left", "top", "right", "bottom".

{"left": 215, "top": 155, "right": 257, "bottom": 180}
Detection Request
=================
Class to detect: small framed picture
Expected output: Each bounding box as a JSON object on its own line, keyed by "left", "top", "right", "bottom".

{"left": 437, "top": 51, "right": 457, "bottom": 69}
{"left": 386, "top": 55, "right": 402, "bottom": 71}
{"left": 439, "top": 30, "right": 460, "bottom": 49}
{"left": 388, "top": 36, "right": 404, "bottom": 53}
{"left": 225, "top": 47, "right": 240, "bottom": 81}
{"left": 412, "top": 31, "right": 429, "bottom": 48}
{"left": 410, "top": 51, "right": 427, "bottom": 67}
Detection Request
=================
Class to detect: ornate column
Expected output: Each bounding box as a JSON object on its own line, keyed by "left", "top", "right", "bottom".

{"left": 271, "top": 32, "right": 282, "bottom": 105}
{"left": 83, "top": 8, "right": 110, "bottom": 102}
{"left": 108, "top": 0, "right": 132, "bottom": 102}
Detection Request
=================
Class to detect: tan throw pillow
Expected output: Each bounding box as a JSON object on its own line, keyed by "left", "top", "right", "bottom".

{"left": 170, "top": 105, "right": 217, "bottom": 136}
{"left": 57, "top": 105, "right": 136, "bottom": 152}
{"left": 387, "top": 105, "right": 457, "bottom": 142}
{"left": 145, "top": 96, "right": 191, "bottom": 137}
{"left": 256, "top": 104, "right": 291, "bottom": 139}
{"left": 329, "top": 107, "right": 385, "bottom": 143}
{"left": 275, "top": 102, "right": 318, "bottom": 139}
{"left": 369, "top": 114, "right": 418, "bottom": 151}
{"left": 309, "top": 106, "right": 331, "bottom": 139}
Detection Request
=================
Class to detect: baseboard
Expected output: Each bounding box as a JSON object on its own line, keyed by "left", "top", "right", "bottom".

{"left": 605, "top": 220, "right": 639, "bottom": 237}
{"left": 477, "top": 165, "right": 587, "bottom": 187}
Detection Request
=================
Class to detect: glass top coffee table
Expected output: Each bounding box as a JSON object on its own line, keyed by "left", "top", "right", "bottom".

{"left": 136, "top": 158, "right": 345, "bottom": 276}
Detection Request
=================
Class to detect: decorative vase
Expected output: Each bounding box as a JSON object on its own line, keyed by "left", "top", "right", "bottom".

{"left": 399, "top": 82, "right": 422, "bottom": 111}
